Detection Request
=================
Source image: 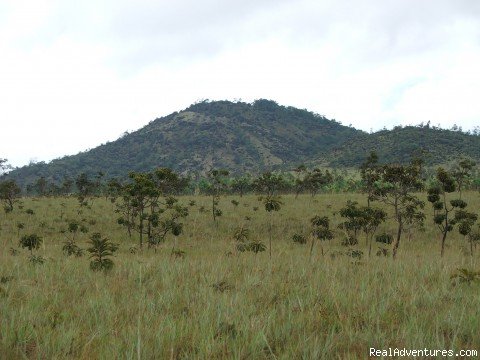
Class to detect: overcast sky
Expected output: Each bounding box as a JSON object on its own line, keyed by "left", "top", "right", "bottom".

{"left": 1, "top": 0, "right": 480, "bottom": 167}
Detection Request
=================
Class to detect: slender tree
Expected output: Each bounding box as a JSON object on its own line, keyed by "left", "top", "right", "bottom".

{"left": 372, "top": 158, "right": 425, "bottom": 259}
{"left": 360, "top": 151, "right": 380, "bottom": 207}
{"left": 427, "top": 167, "right": 467, "bottom": 257}
{"left": 207, "top": 169, "right": 229, "bottom": 222}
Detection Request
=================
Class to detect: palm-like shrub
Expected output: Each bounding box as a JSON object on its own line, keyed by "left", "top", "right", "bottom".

{"left": 292, "top": 233, "right": 307, "bottom": 245}
{"left": 259, "top": 195, "right": 283, "bottom": 258}
{"left": 247, "top": 241, "right": 266, "bottom": 254}
{"left": 87, "top": 233, "right": 118, "bottom": 272}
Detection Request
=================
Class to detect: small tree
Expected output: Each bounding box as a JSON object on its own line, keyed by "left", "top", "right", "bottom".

{"left": 207, "top": 169, "right": 229, "bottom": 222}
{"left": 231, "top": 175, "right": 252, "bottom": 197}
{"left": 0, "top": 180, "right": 21, "bottom": 213}
{"left": 427, "top": 168, "right": 467, "bottom": 257}
{"left": 361, "top": 207, "right": 387, "bottom": 257}
{"left": 303, "top": 168, "right": 333, "bottom": 197}
{"left": 19, "top": 234, "right": 43, "bottom": 255}
{"left": 117, "top": 169, "right": 188, "bottom": 249}
{"left": 259, "top": 195, "right": 283, "bottom": 259}
{"left": 75, "top": 173, "right": 96, "bottom": 207}
{"left": 61, "top": 220, "right": 88, "bottom": 257}
{"left": 372, "top": 159, "right": 425, "bottom": 259}
{"left": 253, "top": 172, "right": 286, "bottom": 197}
{"left": 310, "top": 216, "right": 334, "bottom": 257}
{"left": 338, "top": 201, "right": 364, "bottom": 246}
{"left": 452, "top": 158, "right": 476, "bottom": 199}
{"left": 360, "top": 151, "right": 380, "bottom": 207}
{"left": 455, "top": 210, "right": 478, "bottom": 257}
{"left": 87, "top": 233, "right": 118, "bottom": 272}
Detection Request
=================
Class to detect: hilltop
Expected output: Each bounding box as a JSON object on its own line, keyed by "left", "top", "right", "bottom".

{"left": 4, "top": 99, "right": 480, "bottom": 185}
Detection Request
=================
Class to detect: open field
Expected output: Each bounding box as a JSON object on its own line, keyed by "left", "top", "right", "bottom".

{"left": 1, "top": 193, "right": 480, "bottom": 359}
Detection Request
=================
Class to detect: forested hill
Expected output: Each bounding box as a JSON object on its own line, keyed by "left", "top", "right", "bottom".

{"left": 323, "top": 125, "right": 480, "bottom": 167}
{"left": 4, "top": 99, "right": 480, "bottom": 186}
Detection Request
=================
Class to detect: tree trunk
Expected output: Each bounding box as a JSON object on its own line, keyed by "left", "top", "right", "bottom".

{"left": 392, "top": 222, "right": 402, "bottom": 259}
{"left": 368, "top": 235, "right": 372, "bottom": 257}
{"left": 309, "top": 237, "right": 315, "bottom": 259}
{"left": 139, "top": 216, "right": 144, "bottom": 248}
{"left": 440, "top": 231, "right": 448, "bottom": 257}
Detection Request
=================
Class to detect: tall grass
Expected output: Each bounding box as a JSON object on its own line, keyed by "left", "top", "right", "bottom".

{"left": 1, "top": 193, "right": 479, "bottom": 359}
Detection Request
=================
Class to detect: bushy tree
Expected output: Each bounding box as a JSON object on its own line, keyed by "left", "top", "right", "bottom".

{"left": 75, "top": 173, "right": 96, "bottom": 207}
{"left": 116, "top": 168, "right": 188, "bottom": 248}
{"left": 230, "top": 174, "right": 252, "bottom": 197}
{"left": 0, "top": 180, "right": 21, "bottom": 213}
{"left": 19, "top": 234, "right": 43, "bottom": 254}
{"left": 310, "top": 215, "right": 334, "bottom": 257}
{"left": 253, "top": 172, "right": 286, "bottom": 197}
{"left": 372, "top": 158, "right": 425, "bottom": 259}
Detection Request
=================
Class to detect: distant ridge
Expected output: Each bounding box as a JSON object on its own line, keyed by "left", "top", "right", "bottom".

{"left": 4, "top": 99, "right": 480, "bottom": 185}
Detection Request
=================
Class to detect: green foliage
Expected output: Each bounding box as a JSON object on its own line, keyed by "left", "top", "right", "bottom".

{"left": 372, "top": 158, "right": 425, "bottom": 258}
{"left": 233, "top": 227, "right": 249, "bottom": 243}
{"left": 4, "top": 101, "right": 480, "bottom": 189}
{"left": 207, "top": 169, "right": 229, "bottom": 222}
{"left": 428, "top": 166, "right": 476, "bottom": 256}
{"left": 0, "top": 180, "right": 21, "bottom": 213}
{"left": 292, "top": 233, "right": 307, "bottom": 245}
{"left": 450, "top": 268, "right": 480, "bottom": 286}
{"left": 116, "top": 169, "right": 189, "bottom": 248}
{"left": 310, "top": 215, "right": 334, "bottom": 256}
{"left": 87, "top": 233, "right": 118, "bottom": 272}
{"left": 19, "top": 234, "right": 42, "bottom": 254}
{"left": 247, "top": 241, "right": 267, "bottom": 254}
{"left": 262, "top": 196, "right": 283, "bottom": 212}
{"left": 375, "top": 233, "right": 393, "bottom": 244}
{"left": 28, "top": 255, "right": 45, "bottom": 265}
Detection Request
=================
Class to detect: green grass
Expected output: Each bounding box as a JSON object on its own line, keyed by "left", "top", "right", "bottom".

{"left": 1, "top": 193, "right": 480, "bottom": 359}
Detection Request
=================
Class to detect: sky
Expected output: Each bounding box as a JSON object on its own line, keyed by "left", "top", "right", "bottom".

{"left": 1, "top": 0, "right": 480, "bottom": 167}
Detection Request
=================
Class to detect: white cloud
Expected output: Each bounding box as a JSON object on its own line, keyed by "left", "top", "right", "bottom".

{"left": 0, "top": 0, "right": 479, "bottom": 167}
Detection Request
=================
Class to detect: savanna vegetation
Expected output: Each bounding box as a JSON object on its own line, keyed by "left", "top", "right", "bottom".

{"left": 1, "top": 154, "right": 480, "bottom": 358}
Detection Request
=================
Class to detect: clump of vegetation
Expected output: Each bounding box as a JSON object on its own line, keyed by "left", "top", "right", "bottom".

{"left": 0, "top": 180, "right": 21, "bottom": 213}
{"left": 87, "top": 233, "right": 118, "bottom": 272}
{"left": 61, "top": 220, "right": 88, "bottom": 257}
{"left": 451, "top": 268, "right": 480, "bottom": 286}
{"left": 19, "top": 234, "right": 43, "bottom": 255}
{"left": 292, "top": 233, "right": 307, "bottom": 245}
{"left": 19, "top": 233, "right": 45, "bottom": 264}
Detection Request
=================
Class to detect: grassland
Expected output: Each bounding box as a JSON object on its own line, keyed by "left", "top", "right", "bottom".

{"left": 1, "top": 193, "right": 480, "bottom": 359}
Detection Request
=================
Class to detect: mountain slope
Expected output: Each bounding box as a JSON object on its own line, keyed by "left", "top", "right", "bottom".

{"left": 4, "top": 100, "right": 362, "bottom": 185}
{"left": 4, "top": 100, "right": 480, "bottom": 186}
{"left": 323, "top": 125, "right": 480, "bottom": 167}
